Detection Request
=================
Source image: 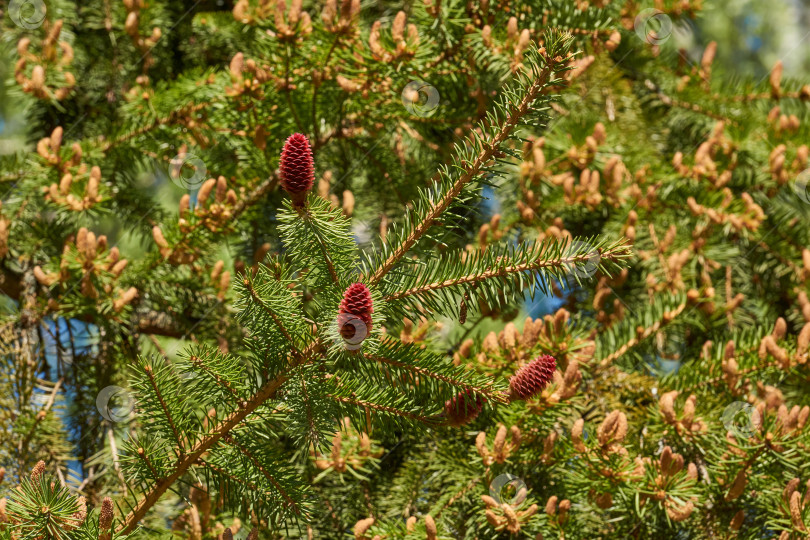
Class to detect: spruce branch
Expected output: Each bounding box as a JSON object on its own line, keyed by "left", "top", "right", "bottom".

{"left": 221, "top": 434, "right": 303, "bottom": 515}
{"left": 119, "top": 341, "right": 324, "bottom": 533}
{"left": 119, "top": 369, "right": 291, "bottom": 533}
{"left": 243, "top": 277, "right": 302, "bottom": 358}
{"left": 328, "top": 394, "right": 439, "bottom": 426}
{"left": 364, "top": 343, "right": 507, "bottom": 405}
{"left": 384, "top": 237, "right": 631, "bottom": 313}
{"left": 143, "top": 365, "right": 185, "bottom": 455}
{"left": 597, "top": 298, "right": 690, "bottom": 368}
{"left": 365, "top": 40, "right": 572, "bottom": 286}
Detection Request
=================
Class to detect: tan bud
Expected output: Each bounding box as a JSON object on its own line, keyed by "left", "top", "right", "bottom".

{"left": 424, "top": 514, "right": 437, "bottom": 540}
{"left": 798, "top": 323, "right": 810, "bottom": 355}
{"left": 179, "top": 194, "right": 190, "bottom": 215}
{"left": 59, "top": 173, "right": 73, "bottom": 195}
{"left": 342, "top": 190, "right": 355, "bottom": 217}
{"left": 30, "top": 460, "right": 46, "bottom": 482}
{"left": 725, "top": 469, "right": 747, "bottom": 501}
{"left": 493, "top": 424, "right": 507, "bottom": 457}
{"left": 773, "top": 317, "right": 787, "bottom": 340}
{"left": 86, "top": 167, "right": 101, "bottom": 201}
{"left": 545, "top": 495, "right": 558, "bottom": 515}
{"left": 353, "top": 517, "right": 374, "bottom": 539}
{"left": 790, "top": 491, "right": 806, "bottom": 531}
{"left": 701, "top": 41, "right": 717, "bottom": 70}
{"left": 215, "top": 176, "right": 228, "bottom": 202}
{"left": 152, "top": 226, "right": 169, "bottom": 249}
{"left": 770, "top": 60, "right": 783, "bottom": 97}
{"left": 198, "top": 178, "right": 216, "bottom": 205}
{"left": 125, "top": 11, "right": 140, "bottom": 36}
{"left": 729, "top": 510, "right": 744, "bottom": 531}
{"left": 33, "top": 266, "right": 54, "bottom": 286}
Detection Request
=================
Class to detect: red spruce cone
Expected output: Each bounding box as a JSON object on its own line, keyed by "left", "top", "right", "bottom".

{"left": 445, "top": 389, "right": 485, "bottom": 426}
{"left": 279, "top": 133, "right": 314, "bottom": 206}
{"left": 509, "top": 354, "right": 556, "bottom": 400}
{"left": 339, "top": 283, "right": 373, "bottom": 340}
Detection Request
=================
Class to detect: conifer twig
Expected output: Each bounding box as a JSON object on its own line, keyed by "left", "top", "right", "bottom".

{"left": 385, "top": 249, "right": 619, "bottom": 301}
{"left": 118, "top": 343, "right": 320, "bottom": 533}
{"left": 221, "top": 434, "right": 301, "bottom": 514}
{"left": 143, "top": 365, "right": 185, "bottom": 454}
{"left": 598, "top": 301, "right": 688, "bottom": 368}
{"left": 243, "top": 278, "right": 302, "bottom": 359}
{"left": 366, "top": 53, "right": 560, "bottom": 286}
{"left": 328, "top": 395, "right": 438, "bottom": 425}
{"left": 364, "top": 350, "right": 506, "bottom": 403}
{"left": 18, "top": 378, "right": 63, "bottom": 465}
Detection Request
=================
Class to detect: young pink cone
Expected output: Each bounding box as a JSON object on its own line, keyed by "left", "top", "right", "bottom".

{"left": 509, "top": 354, "right": 556, "bottom": 400}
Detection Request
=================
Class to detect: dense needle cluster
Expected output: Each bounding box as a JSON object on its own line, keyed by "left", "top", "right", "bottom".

{"left": 509, "top": 355, "right": 557, "bottom": 401}
{"left": 279, "top": 133, "right": 315, "bottom": 206}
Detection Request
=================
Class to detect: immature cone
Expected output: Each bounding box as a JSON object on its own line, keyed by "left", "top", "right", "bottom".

{"left": 509, "top": 355, "right": 556, "bottom": 400}
{"left": 339, "top": 283, "right": 373, "bottom": 341}
{"left": 30, "top": 460, "right": 46, "bottom": 482}
{"left": 98, "top": 497, "right": 114, "bottom": 539}
{"left": 445, "top": 388, "right": 485, "bottom": 426}
{"left": 279, "top": 133, "right": 315, "bottom": 206}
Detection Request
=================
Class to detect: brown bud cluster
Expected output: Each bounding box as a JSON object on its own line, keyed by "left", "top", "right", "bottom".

{"left": 399, "top": 316, "right": 438, "bottom": 345}
{"left": 123, "top": 0, "right": 162, "bottom": 72}
{"left": 153, "top": 172, "right": 244, "bottom": 266}
{"left": 45, "top": 165, "right": 103, "bottom": 211}
{"left": 472, "top": 307, "right": 594, "bottom": 371}
{"left": 523, "top": 124, "right": 625, "bottom": 215}
{"left": 233, "top": 0, "right": 313, "bottom": 40}
{"left": 475, "top": 424, "right": 521, "bottom": 466}
{"left": 34, "top": 228, "right": 135, "bottom": 312}
{"left": 225, "top": 52, "right": 274, "bottom": 97}
{"left": 767, "top": 106, "right": 802, "bottom": 136}
{"left": 658, "top": 391, "right": 708, "bottom": 438}
{"left": 686, "top": 189, "right": 764, "bottom": 233}
{"left": 369, "top": 11, "right": 419, "bottom": 62}
{"left": 481, "top": 493, "right": 537, "bottom": 534}
{"left": 477, "top": 213, "right": 504, "bottom": 249}
{"left": 653, "top": 446, "right": 698, "bottom": 521}
{"left": 210, "top": 260, "right": 232, "bottom": 301}
{"left": 182, "top": 174, "right": 242, "bottom": 232}
{"left": 781, "top": 477, "right": 810, "bottom": 533}
{"left": 321, "top": 0, "right": 361, "bottom": 35}
{"left": 37, "top": 127, "right": 105, "bottom": 211}
{"left": 15, "top": 21, "right": 75, "bottom": 100}
{"left": 544, "top": 495, "right": 571, "bottom": 527}
{"left": 312, "top": 417, "right": 383, "bottom": 474}
{"left": 672, "top": 122, "right": 736, "bottom": 188}
{"left": 768, "top": 140, "right": 808, "bottom": 185}
{"left": 480, "top": 17, "right": 533, "bottom": 72}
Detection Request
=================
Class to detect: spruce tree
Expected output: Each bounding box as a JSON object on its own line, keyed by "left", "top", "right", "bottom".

{"left": 1, "top": 0, "right": 810, "bottom": 539}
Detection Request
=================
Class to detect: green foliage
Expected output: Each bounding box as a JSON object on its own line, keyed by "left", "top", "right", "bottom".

{"left": 2, "top": 0, "right": 810, "bottom": 538}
